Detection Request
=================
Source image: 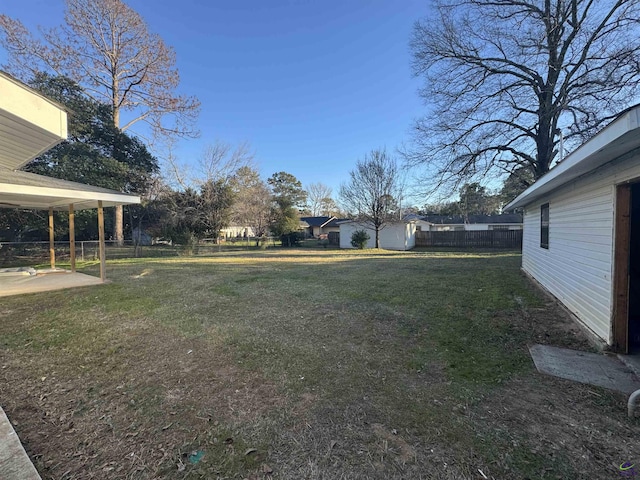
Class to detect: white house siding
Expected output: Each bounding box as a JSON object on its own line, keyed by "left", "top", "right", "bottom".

{"left": 430, "top": 223, "right": 522, "bottom": 231}
{"left": 488, "top": 224, "right": 523, "bottom": 231}
{"left": 221, "top": 226, "right": 255, "bottom": 238}
{"left": 339, "top": 222, "right": 415, "bottom": 250}
{"left": 466, "top": 224, "right": 488, "bottom": 231}
{"left": 415, "top": 220, "right": 431, "bottom": 231}
{"left": 378, "top": 222, "right": 416, "bottom": 250}
{"left": 432, "top": 225, "right": 465, "bottom": 232}
{"left": 521, "top": 151, "right": 640, "bottom": 344}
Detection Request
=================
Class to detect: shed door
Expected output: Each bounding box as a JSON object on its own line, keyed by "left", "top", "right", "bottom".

{"left": 613, "top": 183, "right": 640, "bottom": 353}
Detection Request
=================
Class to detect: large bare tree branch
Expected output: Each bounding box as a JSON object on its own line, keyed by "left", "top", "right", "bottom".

{"left": 408, "top": 0, "right": 640, "bottom": 192}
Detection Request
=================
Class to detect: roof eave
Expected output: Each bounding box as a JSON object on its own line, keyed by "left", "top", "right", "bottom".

{"left": 505, "top": 106, "right": 640, "bottom": 210}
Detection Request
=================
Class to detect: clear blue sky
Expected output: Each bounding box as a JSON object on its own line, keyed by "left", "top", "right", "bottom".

{"left": 2, "top": 0, "right": 429, "bottom": 197}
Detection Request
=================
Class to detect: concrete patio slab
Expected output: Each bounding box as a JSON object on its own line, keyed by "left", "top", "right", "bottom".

{"left": 529, "top": 344, "right": 640, "bottom": 394}
{"left": 0, "top": 406, "right": 41, "bottom": 480}
{"left": 0, "top": 271, "right": 103, "bottom": 297}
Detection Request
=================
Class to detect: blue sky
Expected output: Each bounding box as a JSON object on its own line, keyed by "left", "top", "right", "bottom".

{"left": 2, "top": 0, "right": 430, "bottom": 198}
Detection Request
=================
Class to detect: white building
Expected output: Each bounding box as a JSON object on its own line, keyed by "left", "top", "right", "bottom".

{"left": 505, "top": 105, "right": 640, "bottom": 353}
{"left": 339, "top": 220, "right": 416, "bottom": 250}
{"left": 418, "top": 214, "right": 523, "bottom": 232}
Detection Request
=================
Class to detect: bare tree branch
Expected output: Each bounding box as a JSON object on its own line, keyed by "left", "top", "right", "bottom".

{"left": 408, "top": 0, "right": 640, "bottom": 193}
{"left": 307, "top": 183, "right": 335, "bottom": 217}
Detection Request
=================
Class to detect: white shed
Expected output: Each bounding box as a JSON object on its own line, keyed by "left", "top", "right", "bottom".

{"left": 339, "top": 220, "right": 416, "bottom": 250}
{"left": 505, "top": 105, "right": 640, "bottom": 353}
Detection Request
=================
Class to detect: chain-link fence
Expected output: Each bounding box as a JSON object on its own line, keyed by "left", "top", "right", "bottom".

{"left": 0, "top": 237, "right": 283, "bottom": 267}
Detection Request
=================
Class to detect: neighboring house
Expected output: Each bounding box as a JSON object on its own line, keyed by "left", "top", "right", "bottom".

{"left": 300, "top": 216, "right": 348, "bottom": 237}
{"left": 0, "top": 71, "right": 139, "bottom": 282}
{"left": 220, "top": 226, "right": 255, "bottom": 238}
{"left": 339, "top": 220, "right": 417, "bottom": 250}
{"left": 505, "top": 105, "right": 640, "bottom": 353}
{"left": 418, "top": 214, "right": 523, "bottom": 232}
{"left": 300, "top": 216, "right": 336, "bottom": 237}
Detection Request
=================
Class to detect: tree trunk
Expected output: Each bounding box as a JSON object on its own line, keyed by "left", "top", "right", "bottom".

{"left": 375, "top": 227, "right": 380, "bottom": 249}
{"left": 115, "top": 204, "right": 124, "bottom": 246}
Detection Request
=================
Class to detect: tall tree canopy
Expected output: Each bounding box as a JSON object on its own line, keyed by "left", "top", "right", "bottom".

{"left": 0, "top": 0, "right": 199, "bottom": 138}
{"left": 458, "top": 183, "right": 500, "bottom": 218}
{"left": 0, "top": 0, "right": 200, "bottom": 244}
{"left": 0, "top": 74, "right": 158, "bottom": 241}
{"left": 268, "top": 172, "right": 307, "bottom": 237}
{"left": 268, "top": 172, "right": 307, "bottom": 210}
{"left": 408, "top": 0, "right": 640, "bottom": 190}
{"left": 339, "top": 149, "right": 402, "bottom": 249}
{"left": 25, "top": 74, "right": 158, "bottom": 194}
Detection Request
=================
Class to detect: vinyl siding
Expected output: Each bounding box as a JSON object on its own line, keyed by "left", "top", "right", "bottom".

{"left": 521, "top": 151, "right": 640, "bottom": 344}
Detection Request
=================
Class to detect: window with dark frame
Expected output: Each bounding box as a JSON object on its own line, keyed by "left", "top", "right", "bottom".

{"left": 540, "top": 203, "right": 549, "bottom": 249}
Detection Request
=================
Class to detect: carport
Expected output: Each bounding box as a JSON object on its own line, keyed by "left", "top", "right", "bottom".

{"left": 0, "top": 70, "right": 139, "bottom": 294}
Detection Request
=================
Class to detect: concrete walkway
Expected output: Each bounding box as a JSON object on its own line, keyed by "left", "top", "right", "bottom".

{"left": 529, "top": 344, "right": 640, "bottom": 394}
{"left": 0, "top": 406, "right": 41, "bottom": 480}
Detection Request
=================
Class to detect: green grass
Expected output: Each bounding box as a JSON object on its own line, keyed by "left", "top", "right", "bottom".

{"left": 0, "top": 249, "right": 637, "bottom": 479}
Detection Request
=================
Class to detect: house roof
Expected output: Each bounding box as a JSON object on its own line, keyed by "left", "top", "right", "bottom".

{"left": 0, "top": 168, "right": 140, "bottom": 210}
{"left": 300, "top": 216, "right": 334, "bottom": 227}
{"left": 420, "top": 214, "right": 522, "bottom": 225}
{"left": 0, "top": 71, "right": 68, "bottom": 170}
{"left": 505, "top": 105, "right": 640, "bottom": 210}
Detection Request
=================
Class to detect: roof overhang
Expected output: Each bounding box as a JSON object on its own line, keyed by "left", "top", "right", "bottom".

{"left": 505, "top": 105, "right": 640, "bottom": 210}
{"left": 0, "top": 71, "right": 68, "bottom": 170}
{"left": 0, "top": 168, "right": 140, "bottom": 210}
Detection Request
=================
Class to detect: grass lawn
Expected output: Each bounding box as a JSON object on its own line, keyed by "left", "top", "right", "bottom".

{"left": 0, "top": 249, "right": 638, "bottom": 479}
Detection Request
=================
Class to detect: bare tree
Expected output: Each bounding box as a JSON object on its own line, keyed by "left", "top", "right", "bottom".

{"left": 339, "top": 149, "right": 402, "bottom": 249}
{"left": 197, "top": 142, "right": 254, "bottom": 184}
{"left": 307, "top": 182, "right": 334, "bottom": 217}
{"left": 166, "top": 140, "right": 254, "bottom": 189}
{"left": 231, "top": 166, "right": 272, "bottom": 245}
{"left": 0, "top": 0, "right": 200, "bottom": 243}
{"left": 408, "top": 0, "right": 640, "bottom": 191}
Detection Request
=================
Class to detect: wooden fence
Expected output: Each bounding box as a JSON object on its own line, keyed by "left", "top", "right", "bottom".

{"left": 415, "top": 230, "right": 523, "bottom": 249}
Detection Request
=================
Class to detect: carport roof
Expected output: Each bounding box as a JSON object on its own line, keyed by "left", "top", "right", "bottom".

{"left": 0, "top": 71, "right": 68, "bottom": 171}
{"left": 0, "top": 168, "right": 140, "bottom": 210}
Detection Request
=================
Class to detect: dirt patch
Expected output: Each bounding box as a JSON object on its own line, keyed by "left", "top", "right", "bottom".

{"left": 371, "top": 423, "right": 416, "bottom": 463}
{"left": 0, "top": 326, "right": 283, "bottom": 479}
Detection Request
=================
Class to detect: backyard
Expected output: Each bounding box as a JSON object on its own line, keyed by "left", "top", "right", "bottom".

{"left": 0, "top": 249, "right": 638, "bottom": 479}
